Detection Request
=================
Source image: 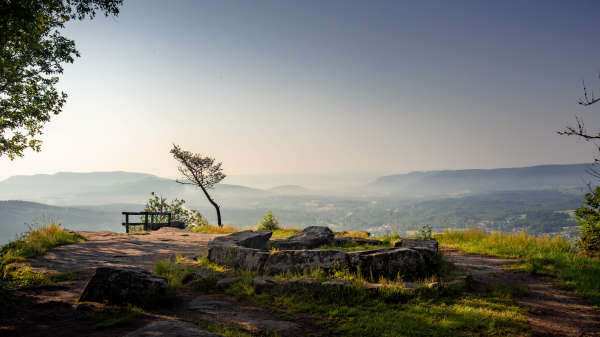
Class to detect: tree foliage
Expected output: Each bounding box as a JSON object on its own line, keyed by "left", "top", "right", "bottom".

{"left": 141, "top": 192, "right": 208, "bottom": 228}
{"left": 574, "top": 187, "right": 600, "bottom": 252}
{"left": 257, "top": 210, "right": 280, "bottom": 231}
{"left": 170, "top": 144, "right": 226, "bottom": 226}
{"left": 0, "top": 0, "right": 123, "bottom": 159}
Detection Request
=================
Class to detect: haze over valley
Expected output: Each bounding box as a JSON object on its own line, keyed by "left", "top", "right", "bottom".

{"left": 0, "top": 163, "right": 590, "bottom": 244}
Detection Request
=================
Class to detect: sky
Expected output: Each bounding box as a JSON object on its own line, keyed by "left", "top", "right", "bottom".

{"left": 2, "top": 0, "right": 600, "bottom": 182}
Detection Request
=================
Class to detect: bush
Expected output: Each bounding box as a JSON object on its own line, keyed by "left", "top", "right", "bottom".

{"left": 141, "top": 192, "right": 208, "bottom": 229}
{"left": 257, "top": 211, "right": 280, "bottom": 231}
{"left": 574, "top": 186, "right": 600, "bottom": 252}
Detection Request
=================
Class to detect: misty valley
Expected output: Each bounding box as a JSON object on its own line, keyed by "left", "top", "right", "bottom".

{"left": 0, "top": 164, "right": 588, "bottom": 245}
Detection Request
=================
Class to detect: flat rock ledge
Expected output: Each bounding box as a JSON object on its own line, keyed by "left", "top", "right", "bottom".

{"left": 79, "top": 266, "right": 167, "bottom": 306}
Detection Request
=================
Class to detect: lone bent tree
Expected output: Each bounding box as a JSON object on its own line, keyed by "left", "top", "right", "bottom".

{"left": 171, "top": 144, "right": 226, "bottom": 227}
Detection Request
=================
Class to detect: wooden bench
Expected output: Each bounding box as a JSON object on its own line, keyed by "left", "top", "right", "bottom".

{"left": 122, "top": 212, "right": 173, "bottom": 233}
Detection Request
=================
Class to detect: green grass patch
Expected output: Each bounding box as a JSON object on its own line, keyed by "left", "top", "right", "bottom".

{"left": 216, "top": 268, "right": 527, "bottom": 337}
{"left": 49, "top": 270, "right": 81, "bottom": 282}
{"left": 0, "top": 224, "right": 85, "bottom": 265}
{"left": 437, "top": 226, "right": 600, "bottom": 305}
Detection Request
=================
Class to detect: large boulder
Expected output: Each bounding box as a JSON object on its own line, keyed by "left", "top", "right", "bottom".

{"left": 277, "top": 226, "right": 334, "bottom": 249}
{"left": 79, "top": 267, "right": 167, "bottom": 306}
{"left": 208, "top": 241, "right": 269, "bottom": 271}
{"left": 264, "top": 249, "right": 348, "bottom": 274}
{"left": 333, "top": 237, "right": 382, "bottom": 245}
{"left": 346, "top": 248, "right": 421, "bottom": 280}
{"left": 212, "top": 230, "right": 272, "bottom": 249}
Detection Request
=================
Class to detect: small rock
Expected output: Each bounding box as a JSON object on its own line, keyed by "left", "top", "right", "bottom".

{"left": 288, "top": 278, "right": 317, "bottom": 284}
{"left": 253, "top": 277, "right": 279, "bottom": 287}
{"left": 216, "top": 277, "right": 238, "bottom": 287}
{"left": 427, "top": 282, "right": 441, "bottom": 288}
{"left": 321, "top": 280, "right": 351, "bottom": 287}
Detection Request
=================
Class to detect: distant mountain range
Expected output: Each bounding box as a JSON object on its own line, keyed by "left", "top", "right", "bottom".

{"left": 368, "top": 163, "right": 596, "bottom": 195}
{"left": 0, "top": 164, "right": 596, "bottom": 206}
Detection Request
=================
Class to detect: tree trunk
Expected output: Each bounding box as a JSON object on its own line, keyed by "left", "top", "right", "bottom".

{"left": 200, "top": 186, "right": 222, "bottom": 227}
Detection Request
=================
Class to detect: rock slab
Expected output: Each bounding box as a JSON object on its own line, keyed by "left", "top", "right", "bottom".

{"left": 334, "top": 237, "right": 382, "bottom": 245}
{"left": 346, "top": 248, "right": 422, "bottom": 280}
{"left": 395, "top": 238, "right": 439, "bottom": 251}
{"left": 212, "top": 230, "right": 272, "bottom": 249}
{"left": 79, "top": 266, "right": 167, "bottom": 306}
{"left": 125, "top": 318, "right": 223, "bottom": 336}
{"left": 264, "top": 249, "right": 348, "bottom": 274}
{"left": 277, "top": 226, "right": 335, "bottom": 249}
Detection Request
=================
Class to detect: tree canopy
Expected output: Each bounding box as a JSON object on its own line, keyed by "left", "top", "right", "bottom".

{"left": 0, "top": 0, "right": 123, "bottom": 160}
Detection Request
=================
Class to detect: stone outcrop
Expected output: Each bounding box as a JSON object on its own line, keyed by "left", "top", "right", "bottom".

{"left": 333, "top": 237, "right": 382, "bottom": 245}
{"left": 208, "top": 241, "right": 269, "bottom": 271}
{"left": 346, "top": 248, "right": 422, "bottom": 280}
{"left": 277, "top": 226, "right": 335, "bottom": 249}
{"left": 264, "top": 249, "right": 348, "bottom": 274}
{"left": 208, "top": 230, "right": 274, "bottom": 271}
{"left": 394, "top": 238, "right": 439, "bottom": 251}
{"left": 394, "top": 239, "right": 439, "bottom": 265}
{"left": 79, "top": 266, "right": 167, "bottom": 306}
{"left": 212, "top": 230, "right": 272, "bottom": 249}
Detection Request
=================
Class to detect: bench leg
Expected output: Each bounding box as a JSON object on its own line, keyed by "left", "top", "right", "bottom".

{"left": 126, "top": 225, "right": 129, "bottom": 233}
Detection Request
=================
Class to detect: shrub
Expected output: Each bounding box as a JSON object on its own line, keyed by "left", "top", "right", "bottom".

{"left": 141, "top": 192, "right": 208, "bottom": 229}
{"left": 257, "top": 211, "right": 280, "bottom": 231}
{"left": 574, "top": 186, "right": 600, "bottom": 252}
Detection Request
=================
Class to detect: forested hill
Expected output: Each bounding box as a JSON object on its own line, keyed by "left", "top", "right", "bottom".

{"left": 367, "top": 164, "right": 596, "bottom": 195}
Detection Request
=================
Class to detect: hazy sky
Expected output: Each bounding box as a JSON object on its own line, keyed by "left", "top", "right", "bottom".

{"left": 2, "top": 0, "right": 600, "bottom": 182}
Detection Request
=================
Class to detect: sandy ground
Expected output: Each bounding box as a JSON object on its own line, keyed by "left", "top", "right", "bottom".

{"left": 1, "top": 229, "right": 599, "bottom": 336}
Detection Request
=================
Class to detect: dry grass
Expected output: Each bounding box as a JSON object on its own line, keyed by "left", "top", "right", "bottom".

{"left": 191, "top": 225, "right": 243, "bottom": 234}
{"left": 335, "top": 231, "right": 371, "bottom": 238}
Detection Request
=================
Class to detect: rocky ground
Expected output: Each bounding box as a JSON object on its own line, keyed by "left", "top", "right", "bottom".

{"left": 0, "top": 228, "right": 599, "bottom": 336}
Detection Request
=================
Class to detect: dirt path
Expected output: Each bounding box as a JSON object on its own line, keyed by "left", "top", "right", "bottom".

{"left": 445, "top": 249, "right": 600, "bottom": 337}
